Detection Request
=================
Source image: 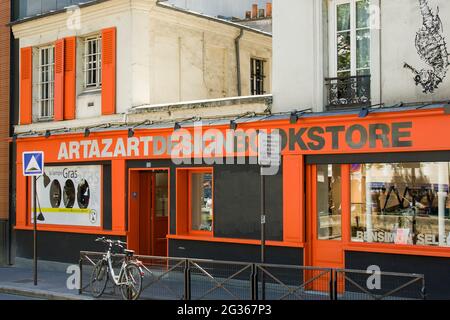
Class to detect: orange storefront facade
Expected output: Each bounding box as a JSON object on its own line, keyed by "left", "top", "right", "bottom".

{"left": 12, "top": 105, "right": 450, "bottom": 297}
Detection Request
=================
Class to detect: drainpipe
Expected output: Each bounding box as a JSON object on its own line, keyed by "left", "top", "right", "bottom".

{"left": 235, "top": 28, "right": 244, "bottom": 96}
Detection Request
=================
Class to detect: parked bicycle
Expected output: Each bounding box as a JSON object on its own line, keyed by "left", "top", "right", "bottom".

{"left": 90, "top": 237, "right": 144, "bottom": 300}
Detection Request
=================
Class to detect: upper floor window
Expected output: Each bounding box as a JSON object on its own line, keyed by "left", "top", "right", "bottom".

{"left": 84, "top": 35, "right": 102, "bottom": 89}
{"left": 250, "top": 58, "right": 265, "bottom": 95}
{"left": 334, "top": 0, "right": 370, "bottom": 78}
{"left": 326, "top": 0, "right": 371, "bottom": 109}
{"left": 38, "top": 46, "right": 55, "bottom": 120}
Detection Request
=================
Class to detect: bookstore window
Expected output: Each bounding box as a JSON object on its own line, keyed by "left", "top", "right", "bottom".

{"left": 351, "top": 162, "right": 450, "bottom": 247}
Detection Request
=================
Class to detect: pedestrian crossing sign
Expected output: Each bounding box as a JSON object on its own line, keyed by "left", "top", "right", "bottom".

{"left": 23, "top": 151, "right": 44, "bottom": 176}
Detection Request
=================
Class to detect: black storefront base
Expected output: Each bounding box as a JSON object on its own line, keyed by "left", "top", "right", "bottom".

{"left": 345, "top": 251, "right": 450, "bottom": 299}
{"left": 14, "top": 230, "right": 125, "bottom": 264}
{"left": 169, "top": 238, "right": 303, "bottom": 266}
{"left": 0, "top": 219, "right": 8, "bottom": 266}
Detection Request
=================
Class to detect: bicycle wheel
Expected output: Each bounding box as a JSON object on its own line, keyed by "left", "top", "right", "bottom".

{"left": 90, "top": 260, "right": 109, "bottom": 298}
{"left": 119, "top": 263, "right": 143, "bottom": 300}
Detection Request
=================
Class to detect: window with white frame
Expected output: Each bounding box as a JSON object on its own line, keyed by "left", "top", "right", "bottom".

{"left": 84, "top": 35, "right": 102, "bottom": 89}
{"left": 38, "top": 46, "right": 55, "bottom": 120}
{"left": 332, "top": 0, "right": 371, "bottom": 78}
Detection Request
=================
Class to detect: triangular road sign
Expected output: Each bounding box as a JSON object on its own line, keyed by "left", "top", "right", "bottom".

{"left": 23, "top": 151, "right": 44, "bottom": 176}
{"left": 26, "top": 156, "right": 41, "bottom": 173}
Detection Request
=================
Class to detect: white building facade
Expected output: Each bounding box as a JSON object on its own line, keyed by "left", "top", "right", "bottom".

{"left": 13, "top": 0, "right": 272, "bottom": 133}
{"left": 273, "top": 0, "right": 450, "bottom": 113}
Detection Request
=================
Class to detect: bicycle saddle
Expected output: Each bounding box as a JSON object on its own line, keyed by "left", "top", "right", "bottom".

{"left": 124, "top": 249, "right": 135, "bottom": 256}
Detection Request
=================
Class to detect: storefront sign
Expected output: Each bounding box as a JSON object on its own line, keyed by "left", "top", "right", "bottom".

{"left": 32, "top": 165, "right": 102, "bottom": 227}
{"left": 355, "top": 230, "right": 450, "bottom": 246}
{"left": 258, "top": 131, "right": 281, "bottom": 167}
{"left": 417, "top": 233, "right": 450, "bottom": 246}
{"left": 55, "top": 121, "right": 414, "bottom": 161}
{"left": 283, "top": 122, "right": 412, "bottom": 151}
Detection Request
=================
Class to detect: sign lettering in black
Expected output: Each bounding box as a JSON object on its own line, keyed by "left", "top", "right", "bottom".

{"left": 284, "top": 122, "right": 413, "bottom": 151}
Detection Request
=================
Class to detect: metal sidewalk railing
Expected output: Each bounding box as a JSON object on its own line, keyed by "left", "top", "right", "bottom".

{"left": 79, "top": 251, "right": 426, "bottom": 300}
{"left": 254, "top": 264, "right": 333, "bottom": 300}
{"left": 334, "top": 269, "right": 425, "bottom": 300}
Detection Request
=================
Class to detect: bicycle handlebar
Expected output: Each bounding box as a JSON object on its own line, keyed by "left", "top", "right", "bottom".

{"left": 95, "top": 237, "right": 127, "bottom": 247}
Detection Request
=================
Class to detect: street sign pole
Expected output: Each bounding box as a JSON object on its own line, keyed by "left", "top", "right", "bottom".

{"left": 260, "top": 168, "right": 266, "bottom": 264}
{"left": 22, "top": 151, "right": 44, "bottom": 287}
{"left": 33, "top": 175, "right": 37, "bottom": 286}
{"left": 260, "top": 166, "right": 266, "bottom": 300}
{"left": 258, "top": 130, "right": 280, "bottom": 301}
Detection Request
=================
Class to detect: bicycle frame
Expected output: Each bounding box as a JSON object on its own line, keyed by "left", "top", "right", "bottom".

{"left": 102, "top": 247, "right": 132, "bottom": 286}
{"left": 93, "top": 237, "right": 144, "bottom": 299}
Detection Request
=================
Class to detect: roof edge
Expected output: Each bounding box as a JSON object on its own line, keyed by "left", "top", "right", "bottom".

{"left": 10, "top": 0, "right": 272, "bottom": 38}
{"left": 9, "top": 0, "right": 110, "bottom": 26}
{"left": 156, "top": 1, "right": 272, "bottom": 37}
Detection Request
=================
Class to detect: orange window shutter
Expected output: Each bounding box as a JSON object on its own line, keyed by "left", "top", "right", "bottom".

{"left": 64, "top": 37, "right": 76, "bottom": 120}
{"left": 54, "top": 39, "right": 65, "bottom": 121}
{"left": 15, "top": 165, "right": 27, "bottom": 227}
{"left": 20, "top": 47, "right": 33, "bottom": 125}
{"left": 102, "top": 27, "right": 116, "bottom": 115}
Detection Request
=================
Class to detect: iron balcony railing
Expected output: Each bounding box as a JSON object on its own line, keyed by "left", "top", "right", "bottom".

{"left": 325, "top": 75, "right": 371, "bottom": 110}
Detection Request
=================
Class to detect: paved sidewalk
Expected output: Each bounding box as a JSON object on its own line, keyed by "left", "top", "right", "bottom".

{"left": 0, "top": 266, "right": 92, "bottom": 300}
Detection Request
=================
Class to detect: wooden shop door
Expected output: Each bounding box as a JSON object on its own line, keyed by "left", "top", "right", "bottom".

{"left": 306, "top": 164, "right": 349, "bottom": 293}
{"left": 128, "top": 169, "right": 169, "bottom": 257}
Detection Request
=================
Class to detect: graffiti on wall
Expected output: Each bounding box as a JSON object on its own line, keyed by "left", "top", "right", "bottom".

{"left": 404, "top": 0, "right": 449, "bottom": 94}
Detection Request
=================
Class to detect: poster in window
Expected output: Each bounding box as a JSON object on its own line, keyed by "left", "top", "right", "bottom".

{"left": 394, "top": 228, "right": 410, "bottom": 245}
{"left": 31, "top": 165, "right": 102, "bottom": 227}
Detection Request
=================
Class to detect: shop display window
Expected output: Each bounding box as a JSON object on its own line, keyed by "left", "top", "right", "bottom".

{"left": 351, "top": 162, "right": 450, "bottom": 247}
{"left": 189, "top": 172, "right": 213, "bottom": 232}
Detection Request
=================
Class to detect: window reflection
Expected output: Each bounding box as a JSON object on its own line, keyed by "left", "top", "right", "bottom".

{"left": 351, "top": 162, "right": 450, "bottom": 247}
{"left": 335, "top": 0, "right": 371, "bottom": 77}
{"left": 154, "top": 172, "right": 168, "bottom": 218}
{"left": 191, "top": 172, "right": 213, "bottom": 232}
{"left": 317, "top": 164, "right": 342, "bottom": 240}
